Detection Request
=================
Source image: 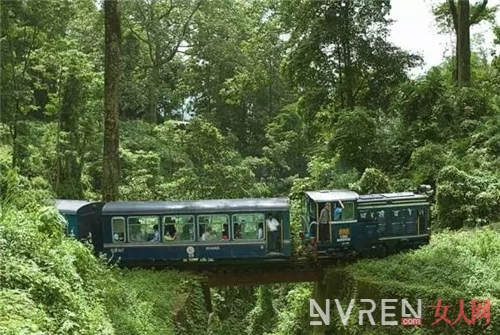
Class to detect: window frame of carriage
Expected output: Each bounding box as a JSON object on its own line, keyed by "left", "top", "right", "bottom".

{"left": 197, "top": 214, "right": 230, "bottom": 242}
{"left": 162, "top": 214, "right": 195, "bottom": 242}
{"left": 111, "top": 216, "right": 126, "bottom": 243}
{"left": 231, "top": 212, "right": 266, "bottom": 241}
{"left": 110, "top": 212, "right": 286, "bottom": 244}
{"left": 126, "top": 215, "right": 161, "bottom": 243}
{"left": 338, "top": 201, "right": 355, "bottom": 221}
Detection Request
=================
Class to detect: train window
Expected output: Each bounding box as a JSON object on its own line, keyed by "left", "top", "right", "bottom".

{"left": 308, "top": 201, "right": 316, "bottom": 220}
{"left": 127, "top": 216, "right": 160, "bottom": 243}
{"left": 358, "top": 210, "right": 376, "bottom": 222}
{"left": 162, "top": 215, "right": 194, "bottom": 242}
{"left": 112, "top": 217, "right": 125, "bottom": 242}
{"left": 336, "top": 201, "right": 355, "bottom": 221}
{"left": 232, "top": 213, "right": 265, "bottom": 240}
{"left": 406, "top": 208, "right": 416, "bottom": 220}
{"left": 198, "top": 215, "right": 229, "bottom": 241}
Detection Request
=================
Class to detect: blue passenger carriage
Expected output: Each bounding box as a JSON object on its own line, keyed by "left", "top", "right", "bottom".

{"left": 300, "top": 188, "right": 431, "bottom": 258}
{"left": 101, "top": 198, "right": 291, "bottom": 265}
{"left": 54, "top": 199, "right": 105, "bottom": 246}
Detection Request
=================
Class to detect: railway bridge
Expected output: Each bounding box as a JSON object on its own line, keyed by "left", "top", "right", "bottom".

{"left": 125, "top": 256, "right": 352, "bottom": 287}
{"left": 123, "top": 255, "right": 354, "bottom": 330}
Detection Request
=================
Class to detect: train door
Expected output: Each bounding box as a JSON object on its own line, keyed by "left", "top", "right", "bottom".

{"left": 78, "top": 213, "right": 92, "bottom": 240}
{"left": 265, "top": 211, "right": 284, "bottom": 253}
{"left": 358, "top": 209, "right": 379, "bottom": 244}
{"left": 417, "top": 208, "right": 428, "bottom": 235}
{"left": 306, "top": 197, "right": 318, "bottom": 239}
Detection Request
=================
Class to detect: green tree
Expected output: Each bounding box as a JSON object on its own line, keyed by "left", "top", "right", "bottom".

{"left": 433, "top": 0, "right": 496, "bottom": 85}
{"left": 328, "top": 108, "right": 378, "bottom": 173}
{"left": 184, "top": 0, "right": 294, "bottom": 157}
{"left": 120, "top": 0, "right": 202, "bottom": 123}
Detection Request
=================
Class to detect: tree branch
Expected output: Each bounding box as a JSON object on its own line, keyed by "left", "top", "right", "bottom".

{"left": 470, "top": 0, "right": 488, "bottom": 25}
{"left": 161, "top": 0, "right": 202, "bottom": 64}
{"left": 157, "top": 0, "right": 176, "bottom": 22}
{"left": 127, "top": 24, "right": 148, "bottom": 44}
{"left": 135, "top": 0, "right": 156, "bottom": 67}
{"left": 448, "top": 0, "right": 459, "bottom": 32}
{"left": 177, "top": 48, "right": 192, "bottom": 54}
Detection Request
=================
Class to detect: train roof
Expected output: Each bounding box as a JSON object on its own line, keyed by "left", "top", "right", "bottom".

{"left": 357, "top": 192, "right": 428, "bottom": 204}
{"left": 304, "top": 190, "right": 360, "bottom": 202}
{"left": 102, "top": 198, "right": 290, "bottom": 215}
{"left": 54, "top": 199, "right": 90, "bottom": 214}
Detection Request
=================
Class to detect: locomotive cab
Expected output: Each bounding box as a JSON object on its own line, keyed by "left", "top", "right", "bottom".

{"left": 300, "top": 190, "right": 359, "bottom": 257}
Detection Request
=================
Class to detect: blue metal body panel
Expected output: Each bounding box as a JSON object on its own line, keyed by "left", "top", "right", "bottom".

{"left": 104, "top": 241, "right": 292, "bottom": 263}
{"left": 101, "top": 198, "right": 291, "bottom": 263}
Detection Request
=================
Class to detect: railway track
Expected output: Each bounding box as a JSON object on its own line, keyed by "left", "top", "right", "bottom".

{"left": 118, "top": 255, "right": 355, "bottom": 271}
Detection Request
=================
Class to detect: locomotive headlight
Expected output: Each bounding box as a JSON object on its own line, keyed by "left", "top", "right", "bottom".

{"left": 339, "top": 228, "right": 350, "bottom": 235}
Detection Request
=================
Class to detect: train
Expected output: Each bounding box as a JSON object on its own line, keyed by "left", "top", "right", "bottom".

{"left": 53, "top": 186, "right": 432, "bottom": 266}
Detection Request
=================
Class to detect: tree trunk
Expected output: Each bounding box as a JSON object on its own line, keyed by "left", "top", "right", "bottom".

{"left": 448, "top": 0, "right": 459, "bottom": 82}
{"left": 57, "top": 75, "right": 85, "bottom": 199}
{"left": 102, "top": 0, "right": 121, "bottom": 202}
{"left": 146, "top": 64, "right": 159, "bottom": 123}
{"left": 457, "top": 0, "right": 471, "bottom": 86}
{"left": 448, "top": 0, "right": 476, "bottom": 86}
{"left": 343, "top": 1, "right": 354, "bottom": 110}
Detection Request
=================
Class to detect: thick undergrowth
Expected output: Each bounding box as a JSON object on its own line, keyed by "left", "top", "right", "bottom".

{"left": 0, "top": 173, "right": 208, "bottom": 335}
{"left": 269, "top": 227, "right": 500, "bottom": 335}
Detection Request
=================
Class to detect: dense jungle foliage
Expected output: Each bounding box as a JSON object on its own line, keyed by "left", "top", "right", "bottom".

{"left": 1, "top": 0, "right": 500, "bottom": 334}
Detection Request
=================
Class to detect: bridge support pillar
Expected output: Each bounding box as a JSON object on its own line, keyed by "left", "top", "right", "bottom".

{"left": 312, "top": 278, "right": 328, "bottom": 334}
{"left": 201, "top": 282, "right": 212, "bottom": 313}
